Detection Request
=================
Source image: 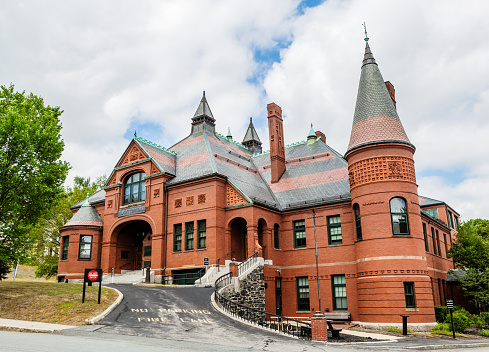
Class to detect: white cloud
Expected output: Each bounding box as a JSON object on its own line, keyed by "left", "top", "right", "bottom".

{"left": 1, "top": 0, "right": 488, "bottom": 220}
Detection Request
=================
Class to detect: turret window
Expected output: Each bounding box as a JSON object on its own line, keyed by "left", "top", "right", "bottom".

{"left": 123, "top": 172, "right": 146, "bottom": 204}
{"left": 390, "top": 197, "right": 409, "bottom": 236}
{"left": 353, "top": 204, "right": 362, "bottom": 241}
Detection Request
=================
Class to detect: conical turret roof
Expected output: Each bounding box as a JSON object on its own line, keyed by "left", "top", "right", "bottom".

{"left": 346, "top": 41, "right": 413, "bottom": 156}
{"left": 62, "top": 196, "right": 103, "bottom": 228}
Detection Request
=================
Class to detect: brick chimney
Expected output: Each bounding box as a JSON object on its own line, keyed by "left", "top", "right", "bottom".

{"left": 267, "top": 103, "right": 286, "bottom": 183}
{"left": 385, "top": 81, "right": 396, "bottom": 109}
{"left": 315, "top": 131, "right": 326, "bottom": 143}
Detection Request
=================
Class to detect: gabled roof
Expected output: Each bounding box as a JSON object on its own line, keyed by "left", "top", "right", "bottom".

{"left": 346, "top": 41, "right": 413, "bottom": 156}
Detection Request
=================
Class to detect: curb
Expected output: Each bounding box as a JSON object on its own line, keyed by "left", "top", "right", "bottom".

{"left": 87, "top": 286, "right": 123, "bottom": 325}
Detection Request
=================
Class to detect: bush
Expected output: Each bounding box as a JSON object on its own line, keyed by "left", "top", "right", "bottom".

{"left": 446, "top": 310, "right": 470, "bottom": 332}
{"left": 432, "top": 322, "right": 450, "bottom": 331}
{"left": 435, "top": 306, "right": 448, "bottom": 323}
{"left": 34, "top": 256, "right": 58, "bottom": 279}
{"left": 481, "top": 329, "right": 489, "bottom": 337}
{"left": 470, "top": 314, "right": 484, "bottom": 329}
{"left": 481, "top": 312, "right": 489, "bottom": 325}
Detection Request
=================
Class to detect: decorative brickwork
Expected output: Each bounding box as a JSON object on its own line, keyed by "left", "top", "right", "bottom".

{"left": 107, "top": 174, "right": 117, "bottom": 186}
{"left": 186, "top": 196, "right": 194, "bottom": 206}
{"left": 151, "top": 163, "right": 159, "bottom": 175}
{"left": 348, "top": 156, "right": 415, "bottom": 188}
{"left": 198, "top": 194, "right": 206, "bottom": 204}
{"left": 226, "top": 184, "right": 247, "bottom": 206}
{"left": 174, "top": 198, "right": 182, "bottom": 208}
{"left": 153, "top": 189, "right": 160, "bottom": 198}
{"left": 107, "top": 200, "right": 113, "bottom": 208}
{"left": 122, "top": 145, "right": 146, "bottom": 165}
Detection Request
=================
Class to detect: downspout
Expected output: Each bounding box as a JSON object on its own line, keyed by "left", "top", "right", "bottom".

{"left": 97, "top": 226, "right": 103, "bottom": 269}
{"left": 312, "top": 209, "right": 322, "bottom": 313}
{"left": 163, "top": 184, "right": 168, "bottom": 275}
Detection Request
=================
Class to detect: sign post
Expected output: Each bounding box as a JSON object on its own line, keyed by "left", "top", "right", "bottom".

{"left": 446, "top": 299, "right": 455, "bottom": 339}
{"left": 82, "top": 268, "right": 103, "bottom": 304}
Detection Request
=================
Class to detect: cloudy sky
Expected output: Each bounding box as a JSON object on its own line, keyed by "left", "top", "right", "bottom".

{"left": 1, "top": 0, "right": 488, "bottom": 221}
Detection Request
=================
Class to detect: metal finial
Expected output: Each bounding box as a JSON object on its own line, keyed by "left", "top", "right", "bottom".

{"left": 134, "top": 130, "right": 137, "bottom": 137}
{"left": 362, "top": 22, "right": 369, "bottom": 42}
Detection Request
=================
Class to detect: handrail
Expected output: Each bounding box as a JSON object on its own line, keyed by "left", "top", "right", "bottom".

{"left": 238, "top": 251, "right": 259, "bottom": 277}
{"left": 213, "top": 271, "right": 311, "bottom": 340}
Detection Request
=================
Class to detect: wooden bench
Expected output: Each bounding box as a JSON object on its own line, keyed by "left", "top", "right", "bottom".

{"left": 323, "top": 312, "right": 351, "bottom": 323}
{"left": 327, "top": 320, "right": 342, "bottom": 338}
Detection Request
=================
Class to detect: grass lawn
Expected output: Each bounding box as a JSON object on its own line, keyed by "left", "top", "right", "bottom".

{"left": 1, "top": 266, "right": 118, "bottom": 326}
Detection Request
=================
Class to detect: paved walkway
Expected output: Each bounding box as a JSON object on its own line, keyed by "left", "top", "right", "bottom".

{"left": 0, "top": 318, "right": 74, "bottom": 332}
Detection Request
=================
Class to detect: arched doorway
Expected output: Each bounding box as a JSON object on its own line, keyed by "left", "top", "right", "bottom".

{"left": 116, "top": 220, "right": 152, "bottom": 271}
{"left": 230, "top": 218, "right": 247, "bottom": 262}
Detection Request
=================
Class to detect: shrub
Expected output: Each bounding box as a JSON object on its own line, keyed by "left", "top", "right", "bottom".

{"left": 470, "top": 314, "right": 484, "bottom": 329}
{"left": 481, "top": 329, "right": 489, "bottom": 337}
{"left": 434, "top": 306, "right": 448, "bottom": 323}
{"left": 432, "top": 322, "right": 450, "bottom": 331}
{"left": 446, "top": 310, "right": 470, "bottom": 332}
{"left": 481, "top": 312, "right": 489, "bottom": 325}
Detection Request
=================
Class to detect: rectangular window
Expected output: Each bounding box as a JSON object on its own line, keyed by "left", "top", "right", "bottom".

{"left": 328, "top": 215, "right": 342, "bottom": 245}
{"left": 174, "top": 224, "right": 182, "bottom": 252}
{"left": 78, "top": 235, "right": 92, "bottom": 260}
{"left": 443, "top": 233, "right": 448, "bottom": 256}
{"left": 197, "top": 220, "right": 206, "bottom": 249}
{"left": 293, "top": 220, "right": 306, "bottom": 248}
{"left": 404, "top": 282, "right": 416, "bottom": 308}
{"left": 431, "top": 227, "right": 437, "bottom": 256}
{"left": 296, "top": 277, "right": 310, "bottom": 311}
{"left": 185, "top": 222, "right": 194, "bottom": 250}
{"left": 436, "top": 229, "right": 441, "bottom": 256}
{"left": 454, "top": 216, "right": 459, "bottom": 231}
{"left": 422, "top": 223, "right": 429, "bottom": 252}
{"left": 144, "top": 245, "right": 152, "bottom": 257}
{"left": 332, "top": 275, "right": 348, "bottom": 310}
{"left": 61, "top": 236, "right": 69, "bottom": 260}
{"left": 425, "top": 208, "right": 439, "bottom": 219}
{"left": 274, "top": 224, "right": 280, "bottom": 249}
{"left": 447, "top": 210, "right": 454, "bottom": 229}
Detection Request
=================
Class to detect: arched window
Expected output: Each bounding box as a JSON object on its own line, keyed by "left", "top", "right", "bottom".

{"left": 390, "top": 197, "right": 409, "bottom": 236}
{"left": 353, "top": 203, "right": 362, "bottom": 241}
{"left": 273, "top": 224, "right": 280, "bottom": 249}
{"left": 123, "top": 172, "right": 146, "bottom": 204}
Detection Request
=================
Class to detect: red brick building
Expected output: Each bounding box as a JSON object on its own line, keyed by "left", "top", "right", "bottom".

{"left": 58, "top": 40, "right": 459, "bottom": 329}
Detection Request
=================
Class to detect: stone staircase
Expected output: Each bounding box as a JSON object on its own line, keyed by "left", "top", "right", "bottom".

{"left": 194, "top": 265, "right": 230, "bottom": 287}
{"left": 102, "top": 269, "right": 150, "bottom": 284}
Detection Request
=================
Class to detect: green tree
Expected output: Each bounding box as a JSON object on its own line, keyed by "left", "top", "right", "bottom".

{"left": 448, "top": 219, "right": 489, "bottom": 311}
{"left": 0, "top": 84, "right": 70, "bottom": 272}
{"left": 33, "top": 175, "right": 106, "bottom": 278}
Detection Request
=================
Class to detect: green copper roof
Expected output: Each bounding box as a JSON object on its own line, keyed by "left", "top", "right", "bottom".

{"left": 307, "top": 123, "right": 316, "bottom": 139}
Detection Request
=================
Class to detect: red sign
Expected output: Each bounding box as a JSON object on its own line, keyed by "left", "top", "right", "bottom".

{"left": 87, "top": 270, "right": 99, "bottom": 281}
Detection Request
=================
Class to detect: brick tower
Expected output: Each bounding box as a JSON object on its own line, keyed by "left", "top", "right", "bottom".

{"left": 345, "top": 40, "right": 435, "bottom": 327}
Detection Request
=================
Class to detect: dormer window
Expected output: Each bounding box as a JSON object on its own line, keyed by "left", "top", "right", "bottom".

{"left": 123, "top": 172, "right": 146, "bottom": 204}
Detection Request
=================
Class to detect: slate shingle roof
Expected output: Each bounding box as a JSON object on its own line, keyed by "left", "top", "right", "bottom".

{"left": 347, "top": 42, "right": 413, "bottom": 155}
{"left": 64, "top": 197, "right": 103, "bottom": 227}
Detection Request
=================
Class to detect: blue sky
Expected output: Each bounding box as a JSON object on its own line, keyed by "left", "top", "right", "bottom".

{"left": 1, "top": 0, "right": 488, "bottom": 220}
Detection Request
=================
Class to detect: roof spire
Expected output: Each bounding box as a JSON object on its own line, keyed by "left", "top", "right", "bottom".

{"left": 362, "top": 22, "right": 369, "bottom": 42}
{"left": 242, "top": 117, "right": 262, "bottom": 154}
{"left": 191, "top": 91, "right": 216, "bottom": 134}
{"left": 226, "top": 127, "right": 232, "bottom": 141}
{"left": 307, "top": 123, "right": 317, "bottom": 144}
{"left": 346, "top": 39, "right": 414, "bottom": 157}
